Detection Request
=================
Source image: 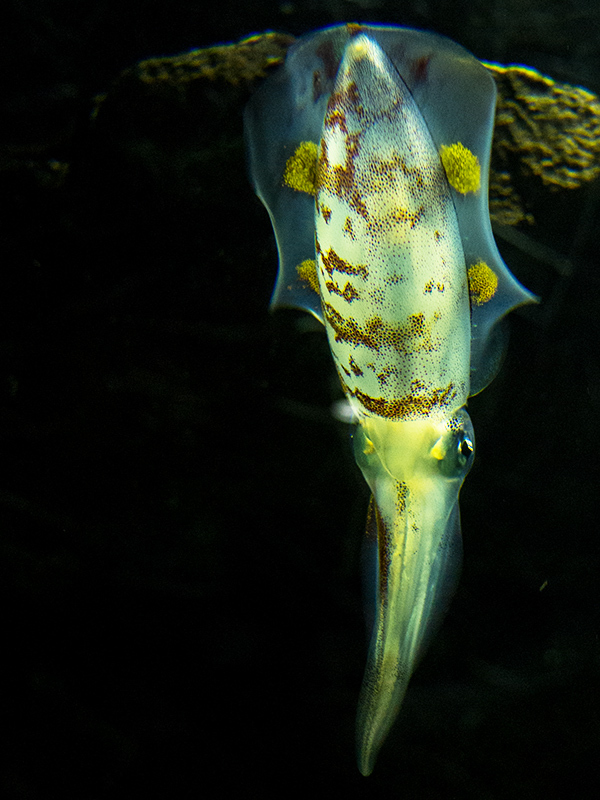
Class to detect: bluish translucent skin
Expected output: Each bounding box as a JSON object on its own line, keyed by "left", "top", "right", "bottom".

{"left": 244, "top": 22, "right": 535, "bottom": 776}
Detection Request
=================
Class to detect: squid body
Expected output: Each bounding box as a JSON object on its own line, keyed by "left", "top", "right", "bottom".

{"left": 244, "top": 23, "right": 534, "bottom": 775}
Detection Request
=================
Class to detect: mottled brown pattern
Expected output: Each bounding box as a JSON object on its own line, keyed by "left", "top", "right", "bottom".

{"left": 318, "top": 84, "right": 368, "bottom": 220}
{"left": 319, "top": 245, "right": 368, "bottom": 280}
{"left": 349, "top": 356, "right": 364, "bottom": 377}
{"left": 374, "top": 500, "right": 390, "bottom": 590}
{"left": 423, "top": 280, "right": 445, "bottom": 294}
{"left": 323, "top": 304, "right": 440, "bottom": 355}
{"left": 349, "top": 185, "right": 369, "bottom": 220}
{"left": 399, "top": 158, "right": 426, "bottom": 190}
{"left": 376, "top": 365, "right": 396, "bottom": 386}
{"left": 370, "top": 481, "right": 409, "bottom": 603}
{"left": 364, "top": 153, "right": 424, "bottom": 194}
{"left": 394, "top": 481, "right": 408, "bottom": 515}
{"left": 393, "top": 205, "right": 425, "bottom": 228}
{"left": 365, "top": 204, "right": 425, "bottom": 237}
{"left": 349, "top": 382, "right": 458, "bottom": 420}
{"left": 322, "top": 133, "right": 360, "bottom": 193}
{"left": 346, "top": 80, "right": 362, "bottom": 110}
{"left": 324, "top": 279, "right": 360, "bottom": 302}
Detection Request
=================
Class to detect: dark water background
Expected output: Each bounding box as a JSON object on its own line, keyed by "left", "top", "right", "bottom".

{"left": 1, "top": 1, "right": 599, "bottom": 797}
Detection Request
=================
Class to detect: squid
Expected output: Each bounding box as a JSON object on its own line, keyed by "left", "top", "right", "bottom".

{"left": 244, "top": 23, "right": 534, "bottom": 775}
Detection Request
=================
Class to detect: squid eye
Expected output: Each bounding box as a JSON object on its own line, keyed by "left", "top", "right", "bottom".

{"left": 438, "top": 412, "right": 475, "bottom": 479}
{"left": 458, "top": 435, "right": 474, "bottom": 467}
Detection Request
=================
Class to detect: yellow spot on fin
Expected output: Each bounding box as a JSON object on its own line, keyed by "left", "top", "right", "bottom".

{"left": 468, "top": 261, "right": 498, "bottom": 305}
{"left": 440, "top": 142, "right": 481, "bottom": 194}
{"left": 296, "top": 259, "right": 319, "bottom": 294}
{"left": 283, "top": 141, "right": 318, "bottom": 194}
